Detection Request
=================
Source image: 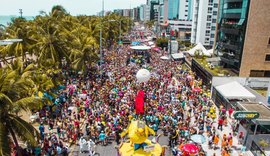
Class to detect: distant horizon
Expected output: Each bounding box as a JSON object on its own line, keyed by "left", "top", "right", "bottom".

{"left": 0, "top": 0, "right": 146, "bottom": 16}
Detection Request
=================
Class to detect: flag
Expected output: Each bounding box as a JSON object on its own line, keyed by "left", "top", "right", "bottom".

{"left": 135, "top": 90, "right": 144, "bottom": 115}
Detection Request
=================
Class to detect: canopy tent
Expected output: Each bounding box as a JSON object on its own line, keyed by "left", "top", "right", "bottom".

{"left": 148, "top": 41, "right": 154, "bottom": 45}
{"left": 207, "top": 49, "right": 214, "bottom": 55}
{"left": 131, "top": 41, "right": 141, "bottom": 46}
{"left": 187, "top": 43, "right": 211, "bottom": 57}
{"left": 130, "top": 45, "right": 151, "bottom": 50}
{"left": 215, "top": 81, "right": 256, "bottom": 100}
{"left": 171, "top": 53, "right": 185, "bottom": 59}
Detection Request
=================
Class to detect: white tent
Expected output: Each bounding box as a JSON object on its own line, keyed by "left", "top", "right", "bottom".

{"left": 187, "top": 43, "right": 211, "bottom": 57}
{"left": 215, "top": 81, "right": 256, "bottom": 100}
{"left": 171, "top": 53, "right": 185, "bottom": 59}
{"left": 207, "top": 49, "right": 214, "bottom": 55}
{"left": 130, "top": 45, "right": 151, "bottom": 50}
{"left": 160, "top": 56, "right": 170, "bottom": 60}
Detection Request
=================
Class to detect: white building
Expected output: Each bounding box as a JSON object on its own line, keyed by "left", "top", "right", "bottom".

{"left": 143, "top": 5, "right": 151, "bottom": 21}
{"left": 191, "top": 0, "right": 219, "bottom": 47}
{"left": 123, "top": 9, "right": 130, "bottom": 17}
{"left": 178, "top": 0, "right": 194, "bottom": 20}
{"left": 139, "top": 4, "right": 150, "bottom": 22}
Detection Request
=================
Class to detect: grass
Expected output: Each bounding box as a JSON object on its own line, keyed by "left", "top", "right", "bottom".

{"left": 254, "top": 89, "right": 268, "bottom": 97}
{"left": 195, "top": 58, "right": 237, "bottom": 76}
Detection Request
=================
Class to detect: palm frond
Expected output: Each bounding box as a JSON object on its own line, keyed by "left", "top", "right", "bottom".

{"left": 9, "top": 115, "right": 40, "bottom": 146}
{"left": 15, "top": 97, "right": 43, "bottom": 111}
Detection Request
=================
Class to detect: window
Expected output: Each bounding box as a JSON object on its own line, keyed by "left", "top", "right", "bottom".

{"left": 214, "top": 3, "right": 218, "bottom": 8}
{"left": 185, "top": 5, "right": 188, "bottom": 7}
{"left": 265, "top": 54, "right": 270, "bottom": 61}
{"left": 206, "top": 30, "right": 210, "bottom": 34}
{"left": 268, "top": 37, "right": 270, "bottom": 45}
{"left": 185, "top": 10, "right": 188, "bottom": 12}
{"left": 207, "top": 23, "right": 211, "bottom": 26}
{"left": 211, "top": 34, "right": 215, "bottom": 38}
{"left": 212, "top": 19, "right": 217, "bottom": 23}
{"left": 250, "top": 70, "right": 265, "bottom": 77}
{"left": 213, "top": 11, "right": 217, "bottom": 16}
{"left": 210, "top": 41, "right": 214, "bottom": 45}
{"left": 207, "top": 15, "right": 212, "bottom": 21}
{"left": 209, "top": 0, "right": 213, "bottom": 3}
{"left": 211, "top": 26, "right": 216, "bottom": 30}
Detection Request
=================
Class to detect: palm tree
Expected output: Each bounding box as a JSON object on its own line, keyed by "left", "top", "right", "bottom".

{"left": 0, "top": 68, "right": 41, "bottom": 156}
{"left": 32, "top": 21, "right": 69, "bottom": 67}
{"left": 69, "top": 27, "right": 99, "bottom": 72}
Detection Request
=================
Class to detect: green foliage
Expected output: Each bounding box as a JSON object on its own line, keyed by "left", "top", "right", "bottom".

{"left": 145, "top": 20, "right": 155, "bottom": 29}
{"left": 156, "top": 37, "right": 168, "bottom": 48}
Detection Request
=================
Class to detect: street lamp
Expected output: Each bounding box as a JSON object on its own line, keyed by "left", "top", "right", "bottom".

{"left": 108, "top": 20, "right": 122, "bottom": 43}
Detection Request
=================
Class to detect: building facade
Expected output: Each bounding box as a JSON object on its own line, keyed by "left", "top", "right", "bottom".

{"left": 215, "top": 0, "right": 270, "bottom": 77}
{"left": 168, "top": 0, "right": 179, "bottom": 20}
{"left": 178, "top": 0, "right": 194, "bottom": 20}
{"left": 191, "top": 0, "right": 219, "bottom": 47}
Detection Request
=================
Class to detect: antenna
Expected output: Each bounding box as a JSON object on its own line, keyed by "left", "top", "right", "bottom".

{"left": 19, "top": 9, "right": 23, "bottom": 18}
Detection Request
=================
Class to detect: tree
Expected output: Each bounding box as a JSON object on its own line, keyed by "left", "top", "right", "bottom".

{"left": 0, "top": 68, "right": 41, "bottom": 156}
{"left": 69, "top": 27, "right": 99, "bottom": 72}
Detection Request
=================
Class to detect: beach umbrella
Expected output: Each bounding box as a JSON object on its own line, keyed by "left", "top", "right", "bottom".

{"left": 136, "top": 69, "right": 151, "bottom": 83}
{"left": 179, "top": 143, "right": 199, "bottom": 155}
{"left": 191, "top": 134, "right": 206, "bottom": 144}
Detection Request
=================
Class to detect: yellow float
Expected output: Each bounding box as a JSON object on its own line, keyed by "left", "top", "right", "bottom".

{"left": 118, "top": 120, "right": 164, "bottom": 156}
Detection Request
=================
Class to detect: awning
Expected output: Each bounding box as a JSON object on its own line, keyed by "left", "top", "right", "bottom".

{"left": 215, "top": 81, "right": 256, "bottom": 100}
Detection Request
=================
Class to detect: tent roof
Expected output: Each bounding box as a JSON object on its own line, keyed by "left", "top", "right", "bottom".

{"left": 187, "top": 43, "right": 211, "bottom": 57}
{"left": 172, "top": 53, "right": 185, "bottom": 59}
{"left": 130, "top": 45, "right": 151, "bottom": 50}
{"left": 215, "top": 81, "right": 256, "bottom": 100}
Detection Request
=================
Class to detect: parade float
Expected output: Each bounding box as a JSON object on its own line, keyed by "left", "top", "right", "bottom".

{"left": 118, "top": 120, "right": 164, "bottom": 156}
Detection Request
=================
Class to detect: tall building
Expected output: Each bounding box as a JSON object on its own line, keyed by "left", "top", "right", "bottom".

{"left": 159, "top": 0, "right": 168, "bottom": 24}
{"left": 168, "top": 0, "right": 179, "bottom": 20}
{"left": 149, "top": 0, "right": 160, "bottom": 20}
{"left": 191, "top": 0, "right": 219, "bottom": 47}
{"left": 215, "top": 0, "right": 270, "bottom": 77}
{"left": 178, "top": 0, "right": 194, "bottom": 20}
{"left": 123, "top": 9, "right": 131, "bottom": 17}
{"left": 139, "top": 4, "right": 151, "bottom": 21}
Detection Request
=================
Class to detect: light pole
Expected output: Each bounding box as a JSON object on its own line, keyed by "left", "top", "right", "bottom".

{"left": 99, "top": 0, "right": 104, "bottom": 77}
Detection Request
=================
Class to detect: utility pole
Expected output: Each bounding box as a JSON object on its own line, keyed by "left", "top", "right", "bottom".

{"left": 19, "top": 9, "right": 23, "bottom": 18}
{"left": 169, "top": 25, "right": 172, "bottom": 60}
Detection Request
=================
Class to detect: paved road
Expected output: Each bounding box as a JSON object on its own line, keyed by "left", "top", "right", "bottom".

{"left": 69, "top": 130, "right": 171, "bottom": 156}
{"left": 68, "top": 109, "right": 246, "bottom": 156}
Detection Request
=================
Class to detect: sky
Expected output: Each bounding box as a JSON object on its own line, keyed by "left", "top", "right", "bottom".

{"left": 0, "top": 0, "right": 146, "bottom": 16}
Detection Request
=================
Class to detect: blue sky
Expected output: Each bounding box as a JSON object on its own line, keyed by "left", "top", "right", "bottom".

{"left": 0, "top": 0, "right": 146, "bottom": 16}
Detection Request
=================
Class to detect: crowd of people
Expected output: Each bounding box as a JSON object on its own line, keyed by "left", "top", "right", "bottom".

{"left": 19, "top": 29, "right": 241, "bottom": 156}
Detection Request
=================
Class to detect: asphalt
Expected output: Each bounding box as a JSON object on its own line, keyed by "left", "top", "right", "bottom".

{"left": 68, "top": 108, "right": 247, "bottom": 156}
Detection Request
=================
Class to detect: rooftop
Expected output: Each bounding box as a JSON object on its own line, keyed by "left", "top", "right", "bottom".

{"left": 194, "top": 58, "right": 237, "bottom": 77}
{"left": 238, "top": 102, "right": 270, "bottom": 120}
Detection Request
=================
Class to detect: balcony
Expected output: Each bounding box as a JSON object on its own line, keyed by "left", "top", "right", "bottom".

{"left": 223, "top": 13, "right": 241, "bottom": 19}
{"left": 224, "top": 8, "right": 242, "bottom": 14}
{"left": 220, "top": 27, "right": 239, "bottom": 35}
{"left": 224, "top": 0, "right": 243, "bottom": 3}
{"left": 223, "top": 43, "right": 240, "bottom": 51}
{"left": 220, "top": 56, "right": 239, "bottom": 66}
